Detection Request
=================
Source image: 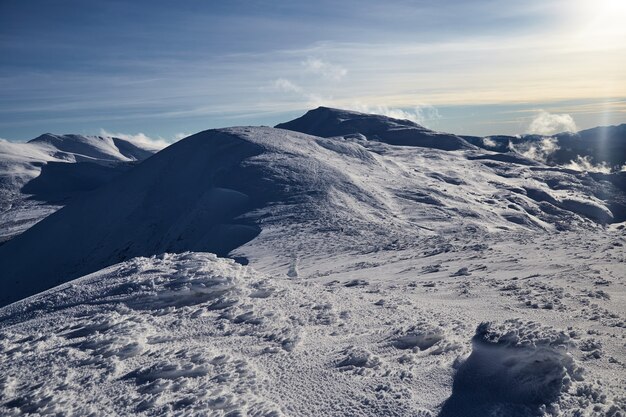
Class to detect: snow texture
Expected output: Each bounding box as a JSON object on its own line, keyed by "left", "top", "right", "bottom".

{"left": 0, "top": 108, "right": 625, "bottom": 416}
{"left": 1, "top": 121, "right": 622, "bottom": 306}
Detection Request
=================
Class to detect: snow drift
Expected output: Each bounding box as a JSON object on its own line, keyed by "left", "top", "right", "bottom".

{"left": 0, "top": 253, "right": 292, "bottom": 416}
{"left": 440, "top": 320, "right": 581, "bottom": 416}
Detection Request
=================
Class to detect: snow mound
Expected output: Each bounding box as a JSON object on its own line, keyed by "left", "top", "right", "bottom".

{"left": 440, "top": 320, "right": 587, "bottom": 417}
{"left": 0, "top": 253, "right": 292, "bottom": 416}
{"left": 335, "top": 346, "right": 382, "bottom": 373}
{"left": 276, "top": 107, "right": 475, "bottom": 151}
{"left": 392, "top": 324, "right": 445, "bottom": 351}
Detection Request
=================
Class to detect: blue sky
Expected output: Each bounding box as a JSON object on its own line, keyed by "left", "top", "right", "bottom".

{"left": 1, "top": 0, "right": 625, "bottom": 142}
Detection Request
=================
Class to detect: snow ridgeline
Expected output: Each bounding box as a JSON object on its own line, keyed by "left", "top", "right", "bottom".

{"left": 1, "top": 252, "right": 620, "bottom": 417}
{"left": 1, "top": 124, "right": 622, "bottom": 307}
{"left": 0, "top": 127, "right": 398, "bottom": 306}
{"left": 0, "top": 133, "right": 160, "bottom": 241}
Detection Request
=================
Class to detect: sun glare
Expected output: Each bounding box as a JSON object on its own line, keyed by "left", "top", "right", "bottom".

{"left": 574, "top": 0, "right": 626, "bottom": 47}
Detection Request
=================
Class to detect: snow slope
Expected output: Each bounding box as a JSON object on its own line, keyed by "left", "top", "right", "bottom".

{"left": 0, "top": 127, "right": 394, "bottom": 305}
{"left": 0, "top": 109, "right": 624, "bottom": 416}
{"left": 0, "top": 134, "right": 160, "bottom": 241}
{"left": 462, "top": 124, "right": 626, "bottom": 172}
{"left": 0, "top": 122, "right": 622, "bottom": 306}
{"left": 1, "top": 232, "right": 624, "bottom": 416}
{"left": 28, "top": 133, "right": 158, "bottom": 163}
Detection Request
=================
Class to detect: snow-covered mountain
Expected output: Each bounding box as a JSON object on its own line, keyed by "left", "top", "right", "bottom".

{"left": 0, "top": 109, "right": 624, "bottom": 416}
{"left": 27, "top": 133, "right": 158, "bottom": 162}
{"left": 0, "top": 118, "right": 622, "bottom": 303}
{"left": 279, "top": 106, "right": 626, "bottom": 173}
{"left": 0, "top": 134, "right": 161, "bottom": 241}
{"left": 463, "top": 124, "right": 626, "bottom": 172}
{"left": 276, "top": 106, "right": 474, "bottom": 151}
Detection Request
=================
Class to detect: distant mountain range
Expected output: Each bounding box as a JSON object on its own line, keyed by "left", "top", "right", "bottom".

{"left": 0, "top": 133, "right": 160, "bottom": 241}
{"left": 280, "top": 107, "right": 626, "bottom": 171}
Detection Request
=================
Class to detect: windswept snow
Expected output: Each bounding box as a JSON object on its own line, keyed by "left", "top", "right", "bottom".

{"left": 1, "top": 231, "right": 624, "bottom": 416}
{"left": 0, "top": 108, "right": 624, "bottom": 416}
{"left": 0, "top": 134, "right": 160, "bottom": 242}
{"left": 28, "top": 133, "right": 158, "bottom": 163}
{"left": 1, "top": 123, "right": 622, "bottom": 306}
{"left": 276, "top": 106, "right": 474, "bottom": 151}
{"left": 462, "top": 124, "right": 626, "bottom": 173}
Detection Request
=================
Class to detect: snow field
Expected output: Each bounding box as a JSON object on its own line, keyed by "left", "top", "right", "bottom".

{"left": 2, "top": 232, "right": 624, "bottom": 416}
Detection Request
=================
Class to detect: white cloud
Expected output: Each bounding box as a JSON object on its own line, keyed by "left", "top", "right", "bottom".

{"left": 302, "top": 58, "right": 347, "bottom": 81}
{"left": 99, "top": 129, "right": 175, "bottom": 150}
{"left": 481, "top": 137, "right": 497, "bottom": 148}
{"left": 527, "top": 111, "right": 577, "bottom": 135}
{"left": 511, "top": 136, "right": 560, "bottom": 163}
{"left": 272, "top": 78, "right": 303, "bottom": 93}
{"left": 269, "top": 78, "right": 329, "bottom": 108}
{"left": 350, "top": 103, "right": 441, "bottom": 128}
{"left": 173, "top": 132, "right": 190, "bottom": 141}
{"left": 563, "top": 155, "right": 612, "bottom": 173}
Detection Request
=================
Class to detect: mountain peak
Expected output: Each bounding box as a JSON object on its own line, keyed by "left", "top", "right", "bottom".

{"left": 309, "top": 106, "right": 421, "bottom": 126}
{"left": 27, "top": 133, "right": 156, "bottom": 162}
{"left": 276, "top": 107, "right": 473, "bottom": 151}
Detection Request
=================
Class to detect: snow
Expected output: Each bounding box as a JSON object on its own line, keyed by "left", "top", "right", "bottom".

{"left": 0, "top": 134, "right": 159, "bottom": 241}
{"left": 2, "top": 125, "right": 620, "bottom": 306}
{"left": 28, "top": 133, "right": 157, "bottom": 163}
{"left": 276, "top": 106, "right": 474, "bottom": 151}
{"left": 1, "top": 231, "right": 624, "bottom": 416}
{"left": 440, "top": 320, "right": 581, "bottom": 416}
{"left": 0, "top": 108, "right": 625, "bottom": 416}
{"left": 462, "top": 124, "right": 626, "bottom": 173}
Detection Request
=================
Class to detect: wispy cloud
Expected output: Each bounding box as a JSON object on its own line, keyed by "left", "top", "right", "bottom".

{"left": 173, "top": 132, "right": 190, "bottom": 141}
{"left": 268, "top": 78, "right": 328, "bottom": 108}
{"left": 481, "top": 137, "right": 498, "bottom": 148}
{"left": 349, "top": 103, "right": 441, "bottom": 128}
{"left": 272, "top": 78, "right": 304, "bottom": 93}
{"left": 511, "top": 137, "right": 560, "bottom": 163}
{"left": 563, "top": 155, "right": 612, "bottom": 174}
{"left": 302, "top": 58, "right": 347, "bottom": 81}
{"left": 99, "top": 129, "right": 176, "bottom": 149}
{"left": 527, "top": 111, "right": 577, "bottom": 135}
{"left": 2, "top": 0, "right": 625, "bottom": 139}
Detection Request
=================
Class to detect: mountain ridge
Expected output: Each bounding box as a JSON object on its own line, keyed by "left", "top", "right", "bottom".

{"left": 0, "top": 133, "right": 160, "bottom": 241}
{"left": 1, "top": 120, "right": 622, "bottom": 306}
{"left": 275, "top": 106, "right": 475, "bottom": 151}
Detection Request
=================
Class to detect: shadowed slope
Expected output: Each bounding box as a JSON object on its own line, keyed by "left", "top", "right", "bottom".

{"left": 0, "top": 127, "right": 386, "bottom": 306}
{"left": 0, "top": 134, "right": 160, "bottom": 241}
{"left": 276, "top": 107, "right": 474, "bottom": 151}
